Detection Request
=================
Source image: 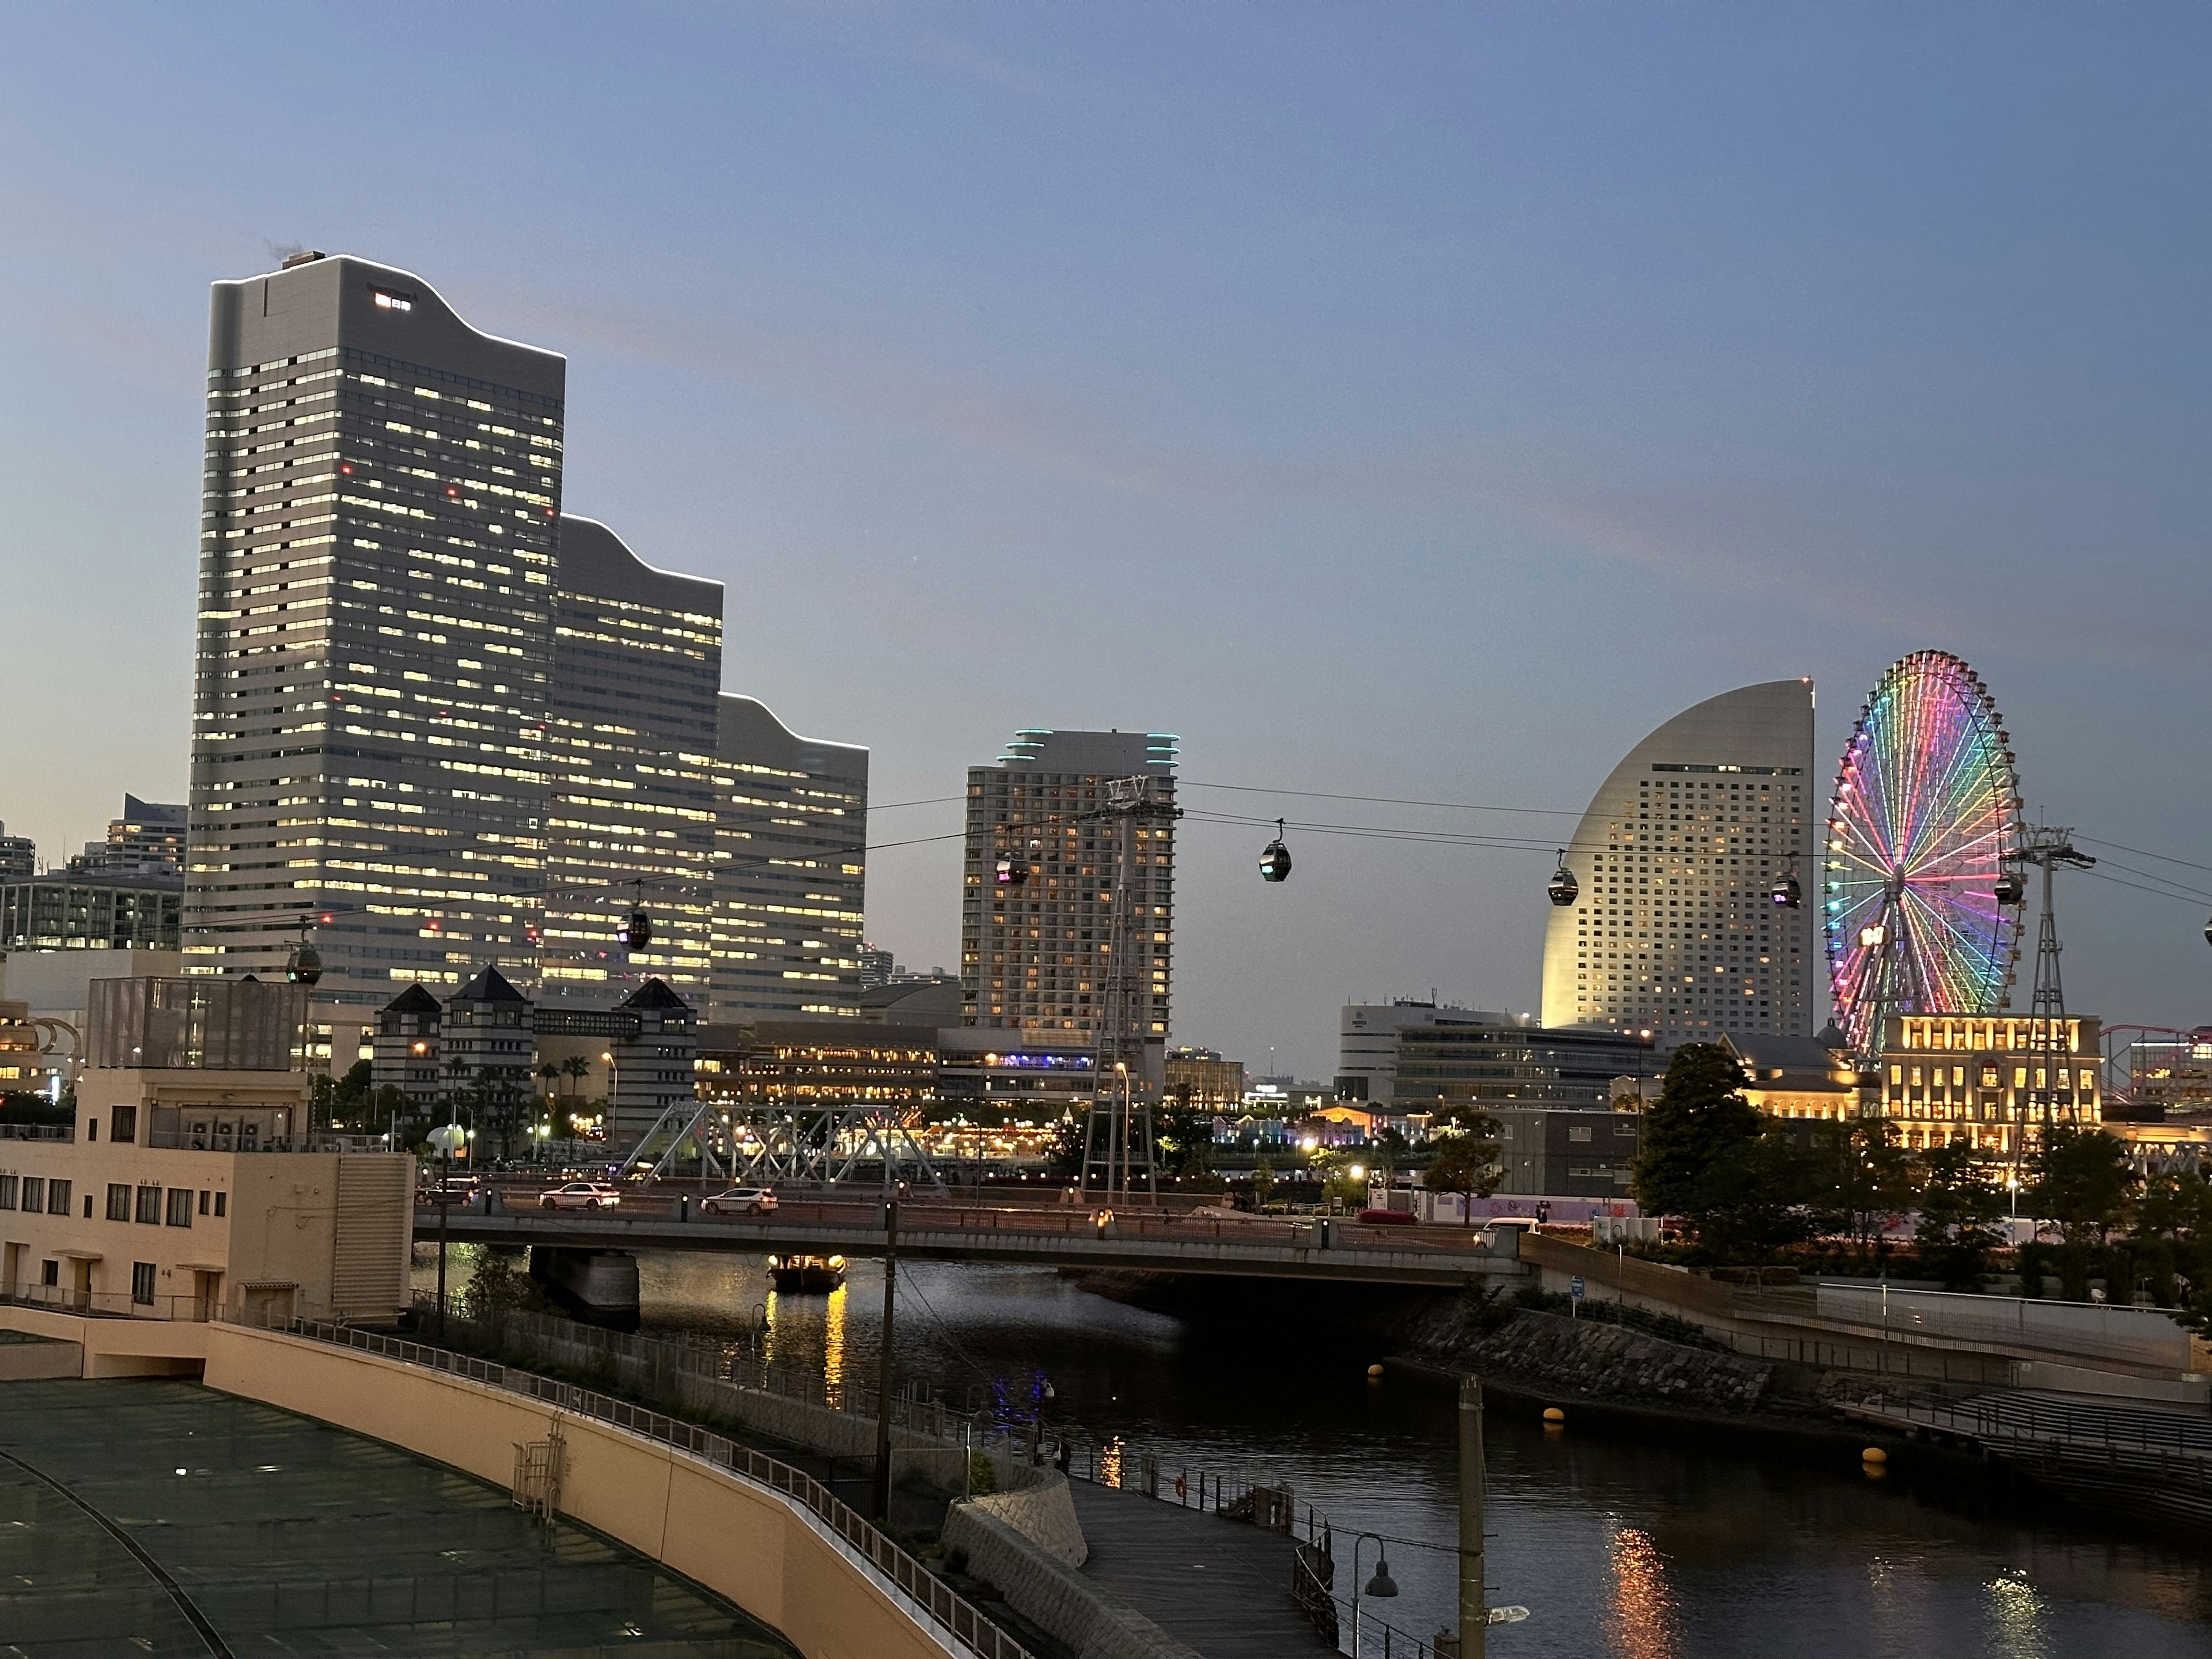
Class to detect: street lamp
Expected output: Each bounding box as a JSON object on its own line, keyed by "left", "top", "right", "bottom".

{"left": 601, "top": 1051, "right": 619, "bottom": 1162}
{"left": 1349, "top": 1532, "right": 1399, "bottom": 1656}
{"left": 426, "top": 1122, "right": 467, "bottom": 1340}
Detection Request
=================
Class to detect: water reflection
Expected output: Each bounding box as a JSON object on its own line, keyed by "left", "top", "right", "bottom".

{"left": 1607, "top": 1528, "right": 1679, "bottom": 1659}
{"left": 414, "top": 1248, "right": 2212, "bottom": 1656}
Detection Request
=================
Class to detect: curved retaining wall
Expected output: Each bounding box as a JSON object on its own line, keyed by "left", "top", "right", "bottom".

{"left": 202, "top": 1323, "right": 958, "bottom": 1659}
{"left": 942, "top": 1493, "right": 1202, "bottom": 1659}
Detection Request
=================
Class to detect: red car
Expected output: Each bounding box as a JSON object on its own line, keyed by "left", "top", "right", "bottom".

{"left": 1356, "top": 1207, "right": 1418, "bottom": 1226}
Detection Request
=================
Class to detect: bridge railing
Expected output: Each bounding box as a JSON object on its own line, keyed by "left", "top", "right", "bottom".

{"left": 228, "top": 1308, "right": 1036, "bottom": 1659}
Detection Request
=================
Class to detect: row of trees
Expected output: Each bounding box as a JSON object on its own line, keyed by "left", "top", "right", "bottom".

{"left": 317, "top": 1057, "right": 604, "bottom": 1161}
{"left": 1631, "top": 1042, "right": 2211, "bottom": 1307}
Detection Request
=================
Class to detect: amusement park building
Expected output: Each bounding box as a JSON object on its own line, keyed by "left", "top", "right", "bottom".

{"left": 1541, "top": 680, "right": 1819, "bottom": 1046}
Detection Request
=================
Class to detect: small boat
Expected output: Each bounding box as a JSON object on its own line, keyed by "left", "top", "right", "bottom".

{"left": 767, "top": 1253, "right": 847, "bottom": 1293}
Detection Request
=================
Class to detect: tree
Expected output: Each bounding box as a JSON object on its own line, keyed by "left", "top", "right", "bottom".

{"left": 1047, "top": 1112, "right": 1085, "bottom": 1180}
{"left": 1422, "top": 1126, "right": 1501, "bottom": 1219}
{"left": 1155, "top": 1100, "right": 1216, "bottom": 1179}
{"left": 1695, "top": 1131, "right": 1820, "bottom": 1262}
{"left": 1817, "top": 1118, "right": 1916, "bottom": 1260}
{"left": 1632, "top": 1044, "right": 1762, "bottom": 1220}
{"left": 2027, "top": 1126, "right": 2135, "bottom": 1247}
{"left": 1913, "top": 1142, "right": 2006, "bottom": 1291}
{"left": 1251, "top": 1159, "right": 1277, "bottom": 1207}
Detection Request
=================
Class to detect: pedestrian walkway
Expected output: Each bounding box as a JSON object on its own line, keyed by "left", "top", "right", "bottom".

{"left": 1066, "top": 1479, "right": 1335, "bottom": 1657}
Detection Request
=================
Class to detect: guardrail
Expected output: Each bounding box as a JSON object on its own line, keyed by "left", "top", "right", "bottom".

{"left": 1856, "top": 1388, "right": 2212, "bottom": 1456}
{"left": 0, "top": 1123, "right": 73, "bottom": 1143}
{"left": 238, "top": 1310, "right": 1035, "bottom": 1659}
{"left": 1, "top": 1285, "right": 209, "bottom": 1321}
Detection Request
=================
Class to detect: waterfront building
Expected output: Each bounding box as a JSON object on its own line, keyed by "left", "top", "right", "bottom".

{"left": 1336, "top": 1002, "right": 1654, "bottom": 1112}
{"left": 1876, "top": 1013, "right": 2102, "bottom": 1154}
{"left": 0, "top": 975, "right": 413, "bottom": 1323}
{"left": 1, "top": 870, "right": 184, "bottom": 952}
{"left": 709, "top": 696, "right": 868, "bottom": 1022}
{"left": 936, "top": 1028, "right": 1100, "bottom": 1118}
{"left": 960, "top": 728, "right": 1177, "bottom": 1086}
{"left": 695, "top": 1021, "right": 939, "bottom": 1109}
{"left": 1541, "top": 679, "right": 1820, "bottom": 1044}
{"left": 0, "top": 825, "right": 32, "bottom": 881}
{"left": 1165, "top": 1046, "right": 1246, "bottom": 1110}
{"left": 541, "top": 516, "right": 722, "bottom": 1012}
{"left": 68, "top": 797, "right": 187, "bottom": 874}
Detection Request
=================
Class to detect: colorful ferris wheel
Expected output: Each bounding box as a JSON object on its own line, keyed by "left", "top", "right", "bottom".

{"left": 1825, "top": 651, "right": 2025, "bottom": 1055}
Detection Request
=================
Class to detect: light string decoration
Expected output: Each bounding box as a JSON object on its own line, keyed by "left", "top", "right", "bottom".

{"left": 1825, "top": 650, "right": 2025, "bottom": 1055}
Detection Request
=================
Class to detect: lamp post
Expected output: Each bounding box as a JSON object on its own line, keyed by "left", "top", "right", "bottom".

{"left": 1349, "top": 1531, "right": 1399, "bottom": 1657}
{"left": 427, "top": 1122, "right": 467, "bottom": 1339}
{"left": 601, "top": 1051, "right": 619, "bottom": 1166}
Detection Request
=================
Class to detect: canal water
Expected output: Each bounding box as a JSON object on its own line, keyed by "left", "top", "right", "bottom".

{"left": 421, "top": 1245, "right": 2212, "bottom": 1657}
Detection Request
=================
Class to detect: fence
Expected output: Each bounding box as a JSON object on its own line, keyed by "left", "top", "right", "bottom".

{"left": 232, "top": 1310, "right": 1037, "bottom": 1659}
{"left": 1817, "top": 1283, "right": 2194, "bottom": 1371}
{"left": 1, "top": 1283, "right": 208, "bottom": 1321}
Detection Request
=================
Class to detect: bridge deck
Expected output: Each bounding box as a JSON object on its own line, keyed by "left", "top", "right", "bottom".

{"left": 419, "top": 1199, "right": 1523, "bottom": 1287}
{"left": 1066, "top": 1480, "right": 1334, "bottom": 1658}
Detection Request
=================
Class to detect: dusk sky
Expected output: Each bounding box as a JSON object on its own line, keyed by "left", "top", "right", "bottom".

{"left": 3, "top": 3, "right": 2207, "bottom": 1077}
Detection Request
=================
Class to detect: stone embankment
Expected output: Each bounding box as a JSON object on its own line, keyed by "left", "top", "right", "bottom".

{"left": 1400, "top": 1301, "right": 1778, "bottom": 1413}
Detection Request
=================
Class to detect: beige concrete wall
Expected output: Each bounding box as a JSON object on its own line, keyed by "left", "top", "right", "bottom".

{"left": 0, "top": 1303, "right": 209, "bottom": 1376}
{"left": 0, "top": 1126, "right": 411, "bottom": 1318}
{"left": 203, "top": 1323, "right": 960, "bottom": 1659}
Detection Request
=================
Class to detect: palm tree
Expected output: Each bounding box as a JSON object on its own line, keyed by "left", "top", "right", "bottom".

{"left": 536, "top": 1062, "right": 562, "bottom": 1164}
{"left": 560, "top": 1055, "right": 593, "bottom": 1157}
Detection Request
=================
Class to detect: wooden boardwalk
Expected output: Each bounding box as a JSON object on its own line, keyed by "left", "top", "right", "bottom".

{"left": 1066, "top": 1480, "right": 1336, "bottom": 1657}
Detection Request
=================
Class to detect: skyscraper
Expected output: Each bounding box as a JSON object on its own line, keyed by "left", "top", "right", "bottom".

{"left": 708, "top": 696, "right": 868, "bottom": 1021}
{"left": 960, "top": 729, "right": 1177, "bottom": 1082}
{"left": 187, "top": 253, "right": 566, "bottom": 1007}
{"left": 1540, "top": 680, "right": 1818, "bottom": 1044}
{"left": 541, "top": 516, "right": 723, "bottom": 1010}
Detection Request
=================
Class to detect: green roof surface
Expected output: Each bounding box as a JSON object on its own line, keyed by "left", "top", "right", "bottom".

{"left": 0, "top": 1378, "right": 800, "bottom": 1656}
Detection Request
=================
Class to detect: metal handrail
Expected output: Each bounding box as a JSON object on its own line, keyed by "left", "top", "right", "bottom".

{"left": 242, "top": 1312, "right": 1035, "bottom": 1659}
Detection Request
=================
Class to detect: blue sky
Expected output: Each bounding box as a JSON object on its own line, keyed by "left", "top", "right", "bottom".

{"left": 3, "top": 3, "right": 2207, "bottom": 1076}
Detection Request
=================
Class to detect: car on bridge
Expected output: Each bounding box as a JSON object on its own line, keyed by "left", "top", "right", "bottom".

{"left": 702, "top": 1187, "right": 779, "bottom": 1216}
{"left": 540, "top": 1181, "right": 623, "bottom": 1210}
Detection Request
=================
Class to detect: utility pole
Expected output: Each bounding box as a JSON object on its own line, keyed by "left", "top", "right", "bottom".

{"left": 1460, "top": 1376, "right": 1486, "bottom": 1659}
{"left": 873, "top": 1196, "right": 900, "bottom": 1521}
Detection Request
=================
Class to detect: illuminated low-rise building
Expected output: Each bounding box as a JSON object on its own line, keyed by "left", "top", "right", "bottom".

{"left": 695, "top": 1021, "right": 938, "bottom": 1109}
{"left": 1874, "top": 1013, "right": 2102, "bottom": 1153}
{"left": 1165, "top": 1047, "right": 1245, "bottom": 1109}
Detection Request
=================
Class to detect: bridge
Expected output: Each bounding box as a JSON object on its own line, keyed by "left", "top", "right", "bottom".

{"left": 418, "top": 1194, "right": 1529, "bottom": 1289}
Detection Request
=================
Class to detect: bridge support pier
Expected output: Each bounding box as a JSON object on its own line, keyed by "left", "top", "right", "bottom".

{"left": 529, "top": 1248, "right": 641, "bottom": 1330}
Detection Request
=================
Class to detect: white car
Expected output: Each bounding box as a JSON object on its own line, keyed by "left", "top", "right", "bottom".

{"left": 702, "top": 1187, "right": 779, "bottom": 1216}
{"left": 540, "top": 1181, "right": 622, "bottom": 1210}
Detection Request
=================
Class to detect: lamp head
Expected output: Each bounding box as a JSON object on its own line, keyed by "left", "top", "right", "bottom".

{"left": 1365, "top": 1555, "right": 1399, "bottom": 1598}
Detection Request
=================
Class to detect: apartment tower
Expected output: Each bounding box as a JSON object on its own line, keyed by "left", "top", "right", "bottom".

{"left": 1540, "top": 680, "right": 1819, "bottom": 1045}
{"left": 960, "top": 729, "right": 1177, "bottom": 1087}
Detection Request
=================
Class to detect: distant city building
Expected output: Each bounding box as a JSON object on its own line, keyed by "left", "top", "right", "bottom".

{"left": 961, "top": 729, "right": 1178, "bottom": 1086}
{"left": 0, "top": 824, "right": 33, "bottom": 881}
{"left": 2112, "top": 1028, "right": 2212, "bottom": 1121}
{"left": 186, "top": 252, "right": 567, "bottom": 1004}
{"left": 1876, "top": 1013, "right": 2101, "bottom": 1155}
{"left": 859, "top": 944, "right": 896, "bottom": 988}
{"left": 936, "top": 1028, "right": 1100, "bottom": 1118}
{"left": 1165, "top": 1047, "right": 1245, "bottom": 1110}
{"left": 1336, "top": 1001, "right": 1654, "bottom": 1112}
{"left": 541, "top": 516, "right": 722, "bottom": 1012}
{"left": 709, "top": 696, "right": 868, "bottom": 1022}
{"left": 1, "top": 870, "right": 184, "bottom": 952}
{"left": 1541, "top": 680, "right": 1819, "bottom": 1044}
{"left": 1611, "top": 1028, "right": 1865, "bottom": 1123}
{"left": 438, "top": 965, "right": 537, "bottom": 1126}
{"left": 69, "top": 796, "right": 186, "bottom": 874}
{"left": 861, "top": 978, "right": 963, "bottom": 1028}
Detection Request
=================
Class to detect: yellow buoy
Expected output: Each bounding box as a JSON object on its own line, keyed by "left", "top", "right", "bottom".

{"left": 1366, "top": 1363, "right": 1385, "bottom": 1378}
{"left": 1543, "top": 1406, "right": 1566, "bottom": 1425}
{"left": 1861, "top": 1446, "right": 1888, "bottom": 1465}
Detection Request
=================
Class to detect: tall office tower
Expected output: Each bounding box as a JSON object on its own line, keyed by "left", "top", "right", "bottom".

{"left": 541, "top": 516, "right": 723, "bottom": 1010}
{"left": 187, "top": 253, "right": 565, "bottom": 1010}
{"left": 960, "top": 729, "right": 1178, "bottom": 1081}
{"left": 707, "top": 696, "right": 869, "bottom": 1021}
{"left": 1540, "top": 680, "right": 1818, "bottom": 1045}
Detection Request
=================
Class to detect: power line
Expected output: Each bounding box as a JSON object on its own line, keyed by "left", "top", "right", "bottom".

{"left": 868, "top": 795, "right": 967, "bottom": 813}
{"left": 1182, "top": 780, "right": 1580, "bottom": 817}
{"left": 2076, "top": 835, "right": 2212, "bottom": 878}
